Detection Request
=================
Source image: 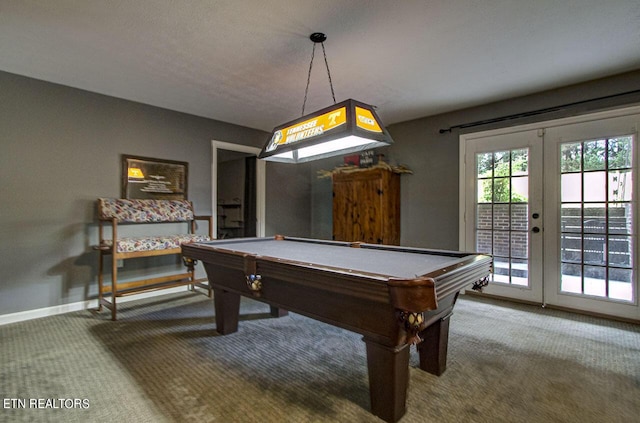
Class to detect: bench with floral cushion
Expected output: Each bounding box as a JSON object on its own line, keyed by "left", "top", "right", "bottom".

{"left": 95, "top": 198, "right": 213, "bottom": 320}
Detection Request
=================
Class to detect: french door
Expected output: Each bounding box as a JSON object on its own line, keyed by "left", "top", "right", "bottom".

{"left": 461, "top": 107, "right": 640, "bottom": 321}
{"left": 543, "top": 113, "right": 639, "bottom": 320}
{"left": 462, "top": 130, "right": 544, "bottom": 303}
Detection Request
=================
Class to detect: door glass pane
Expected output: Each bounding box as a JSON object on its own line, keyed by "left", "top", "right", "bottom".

{"left": 608, "top": 137, "right": 632, "bottom": 169}
{"left": 511, "top": 258, "right": 528, "bottom": 286}
{"left": 609, "top": 268, "right": 633, "bottom": 301}
{"left": 493, "top": 177, "right": 510, "bottom": 202}
{"left": 584, "top": 204, "right": 606, "bottom": 234}
{"left": 512, "top": 149, "right": 528, "bottom": 175}
{"left": 493, "top": 204, "right": 510, "bottom": 229}
{"left": 561, "top": 234, "right": 581, "bottom": 263}
{"left": 476, "top": 230, "right": 492, "bottom": 254}
{"left": 561, "top": 173, "right": 581, "bottom": 202}
{"left": 584, "top": 171, "right": 606, "bottom": 202}
{"left": 475, "top": 148, "right": 530, "bottom": 286}
{"left": 608, "top": 203, "right": 632, "bottom": 234}
{"left": 493, "top": 257, "right": 510, "bottom": 283}
{"left": 511, "top": 176, "right": 528, "bottom": 202}
{"left": 559, "top": 136, "right": 635, "bottom": 303}
{"left": 493, "top": 231, "right": 509, "bottom": 256}
{"left": 608, "top": 235, "right": 632, "bottom": 268}
{"left": 561, "top": 263, "right": 582, "bottom": 294}
{"left": 477, "top": 153, "right": 493, "bottom": 177}
{"left": 511, "top": 204, "right": 528, "bottom": 230}
{"left": 609, "top": 170, "right": 632, "bottom": 201}
{"left": 478, "top": 179, "right": 492, "bottom": 203}
{"left": 561, "top": 142, "right": 582, "bottom": 172}
{"left": 561, "top": 204, "right": 581, "bottom": 233}
{"left": 583, "top": 139, "right": 606, "bottom": 171}
{"left": 494, "top": 151, "right": 510, "bottom": 176}
{"left": 477, "top": 204, "right": 492, "bottom": 229}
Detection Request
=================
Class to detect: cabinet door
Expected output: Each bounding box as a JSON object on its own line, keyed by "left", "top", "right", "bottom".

{"left": 333, "top": 171, "right": 385, "bottom": 243}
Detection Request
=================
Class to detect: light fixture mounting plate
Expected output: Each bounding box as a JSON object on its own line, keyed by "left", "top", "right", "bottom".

{"left": 309, "top": 32, "right": 327, "bottom": 43}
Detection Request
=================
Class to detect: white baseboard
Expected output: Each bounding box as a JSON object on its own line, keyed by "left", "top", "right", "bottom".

{"left": 0, "top": 286, "right": 190, "bottom": 326}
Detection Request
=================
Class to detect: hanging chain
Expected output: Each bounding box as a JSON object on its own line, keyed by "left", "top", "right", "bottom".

{"left": 321, "top": 42, "right": 337, "bottom": 105}
{"left": 301, "top": 43, "right": 317, "bottom": 116}
{"left": 301, "top": 36, "right": 337, "bottom": 117}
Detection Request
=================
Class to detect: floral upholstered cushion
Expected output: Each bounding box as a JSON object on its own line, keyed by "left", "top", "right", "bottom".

{"left": 101, "top": 234, "right": 210, "bottom": 253}
{"left": 98, "top": 198, "right": 195, "bottom": 222}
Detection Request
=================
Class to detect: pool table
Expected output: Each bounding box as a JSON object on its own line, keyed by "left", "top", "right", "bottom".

{"left": 182, "top": 236, "right": 491, "bottom": 422}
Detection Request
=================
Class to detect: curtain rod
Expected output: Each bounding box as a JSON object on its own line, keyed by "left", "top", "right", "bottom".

{"left": 438, "top": 89, "right": 640, "bottom": 134}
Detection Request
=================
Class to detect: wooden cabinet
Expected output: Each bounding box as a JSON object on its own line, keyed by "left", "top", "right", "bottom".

{"left": 332, "top": 168, "right": 401, "bottom": 245}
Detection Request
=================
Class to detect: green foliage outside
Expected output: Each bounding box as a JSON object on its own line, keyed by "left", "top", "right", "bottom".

{"left": 477, "top": 149, "right": 527, "bottom": 203}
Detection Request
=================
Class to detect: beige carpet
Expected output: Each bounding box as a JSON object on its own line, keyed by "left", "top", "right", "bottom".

{"left": 1, "top": 292, "right": 639, "bottom": 422}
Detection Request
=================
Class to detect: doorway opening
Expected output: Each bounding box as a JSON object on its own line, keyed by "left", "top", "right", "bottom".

{"left": 211, "top": 141, "right": 265, "bottom": 238}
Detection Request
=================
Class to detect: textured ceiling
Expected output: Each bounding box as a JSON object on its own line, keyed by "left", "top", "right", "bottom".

{"left": 1, "top": 0, "right": 640, "bottom": 131}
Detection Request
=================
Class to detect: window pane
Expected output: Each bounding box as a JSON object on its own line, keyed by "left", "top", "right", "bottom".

{"left": 561, "top": 173, "right": 581, "bottom": 202}
{"left": 511, "top": 176, "right": 528, "bottom": 202}
{"left": 608, "top": 136, "right": 632, "bottom": 169}
{"left": 510, "top": 232, "right": 528, "bottom": 259}
{"left": 584, "top": 171, "right": 606, "bottom": 202}
{"left": 494, "top": 151, "right": 510, "bottom": 177}
{"left": 492, "top": 256, "right": 510, "bottom": 283}
{"left": 583, "top": 204, "right": 606, "bottom": 234}
{"left": 583, "top": 139, "right": 606, "bottom": 171}
{"left": 478, "top": 179, "right": 492, "bottom": 203}
{"left": 608, "top": 235, "right": 632, "bottom": 268}
{"left": 608, "top": 203, "right": 632, "bottom": 235}
{"left": 609, "top": 170, "right": 632, "bottom": 201}
{"left": 561, "top": 142, "right": 581, "bottom": 172}
{"left": 476, "top": 204, "right": 492, "bottom": 229}
{"left": 493, "top": 204, "right": 510, "bottom": 229}
{"left": 561, "top": 204, "right": 581, "bottom": 233}
{"left": 493, "top": 178, "right": 510, "bottom": 202}
{"left": 511, "top": 203, "right": 528, "bottom": 231}
{"left": 561, "top": 263, "right": 582, "bottom": 294}
{"left": 493, "top": 231, "right": 510, "bottom": 257}
{"left": 476, "top": 230, "right": 492, "bottom": 254}
{"left": 512, "top": 149, "right": 528, "bottom": 176}
{"left": 511, "top": 258, "right": 528, "bottom": 286}
{"left": 584, "top": 265, "right": 606, "bottom": 297}
{"left": 561, "top": 234, "right": 581, "bottom": 263}
{"left": 583, "top": 235, "right": 606, "bottom": 266}
{"left": 609, "top": 268, "right": 633, "bottom": 301}
{"left": 477, "top": 153, "right": 493, "bottom": 178}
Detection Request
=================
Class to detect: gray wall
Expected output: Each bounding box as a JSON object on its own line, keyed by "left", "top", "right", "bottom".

{"left": 0, "top": 71, "right": 282, "bottom": 315}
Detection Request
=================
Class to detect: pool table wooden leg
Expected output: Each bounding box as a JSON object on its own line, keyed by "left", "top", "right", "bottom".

{"left": 363, "top": 339, "right": 410, "bottom": 423}
{"left": 416, "top": 310, "right": 453, "bottom": 376}
{"left": 213, "top": 288, "right": 240, "bottom": 335}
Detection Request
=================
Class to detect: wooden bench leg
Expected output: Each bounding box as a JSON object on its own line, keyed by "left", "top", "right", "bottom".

{"left": 97, "top": 252, "right": 104, "bottom": 312}
{"left": 111, "top": 256, "right": 118, "bottom": 321}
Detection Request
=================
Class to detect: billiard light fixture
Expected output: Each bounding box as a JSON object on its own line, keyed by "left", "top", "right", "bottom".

{"left": 258, "top": 33, "right": 394, "bottom": 164}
